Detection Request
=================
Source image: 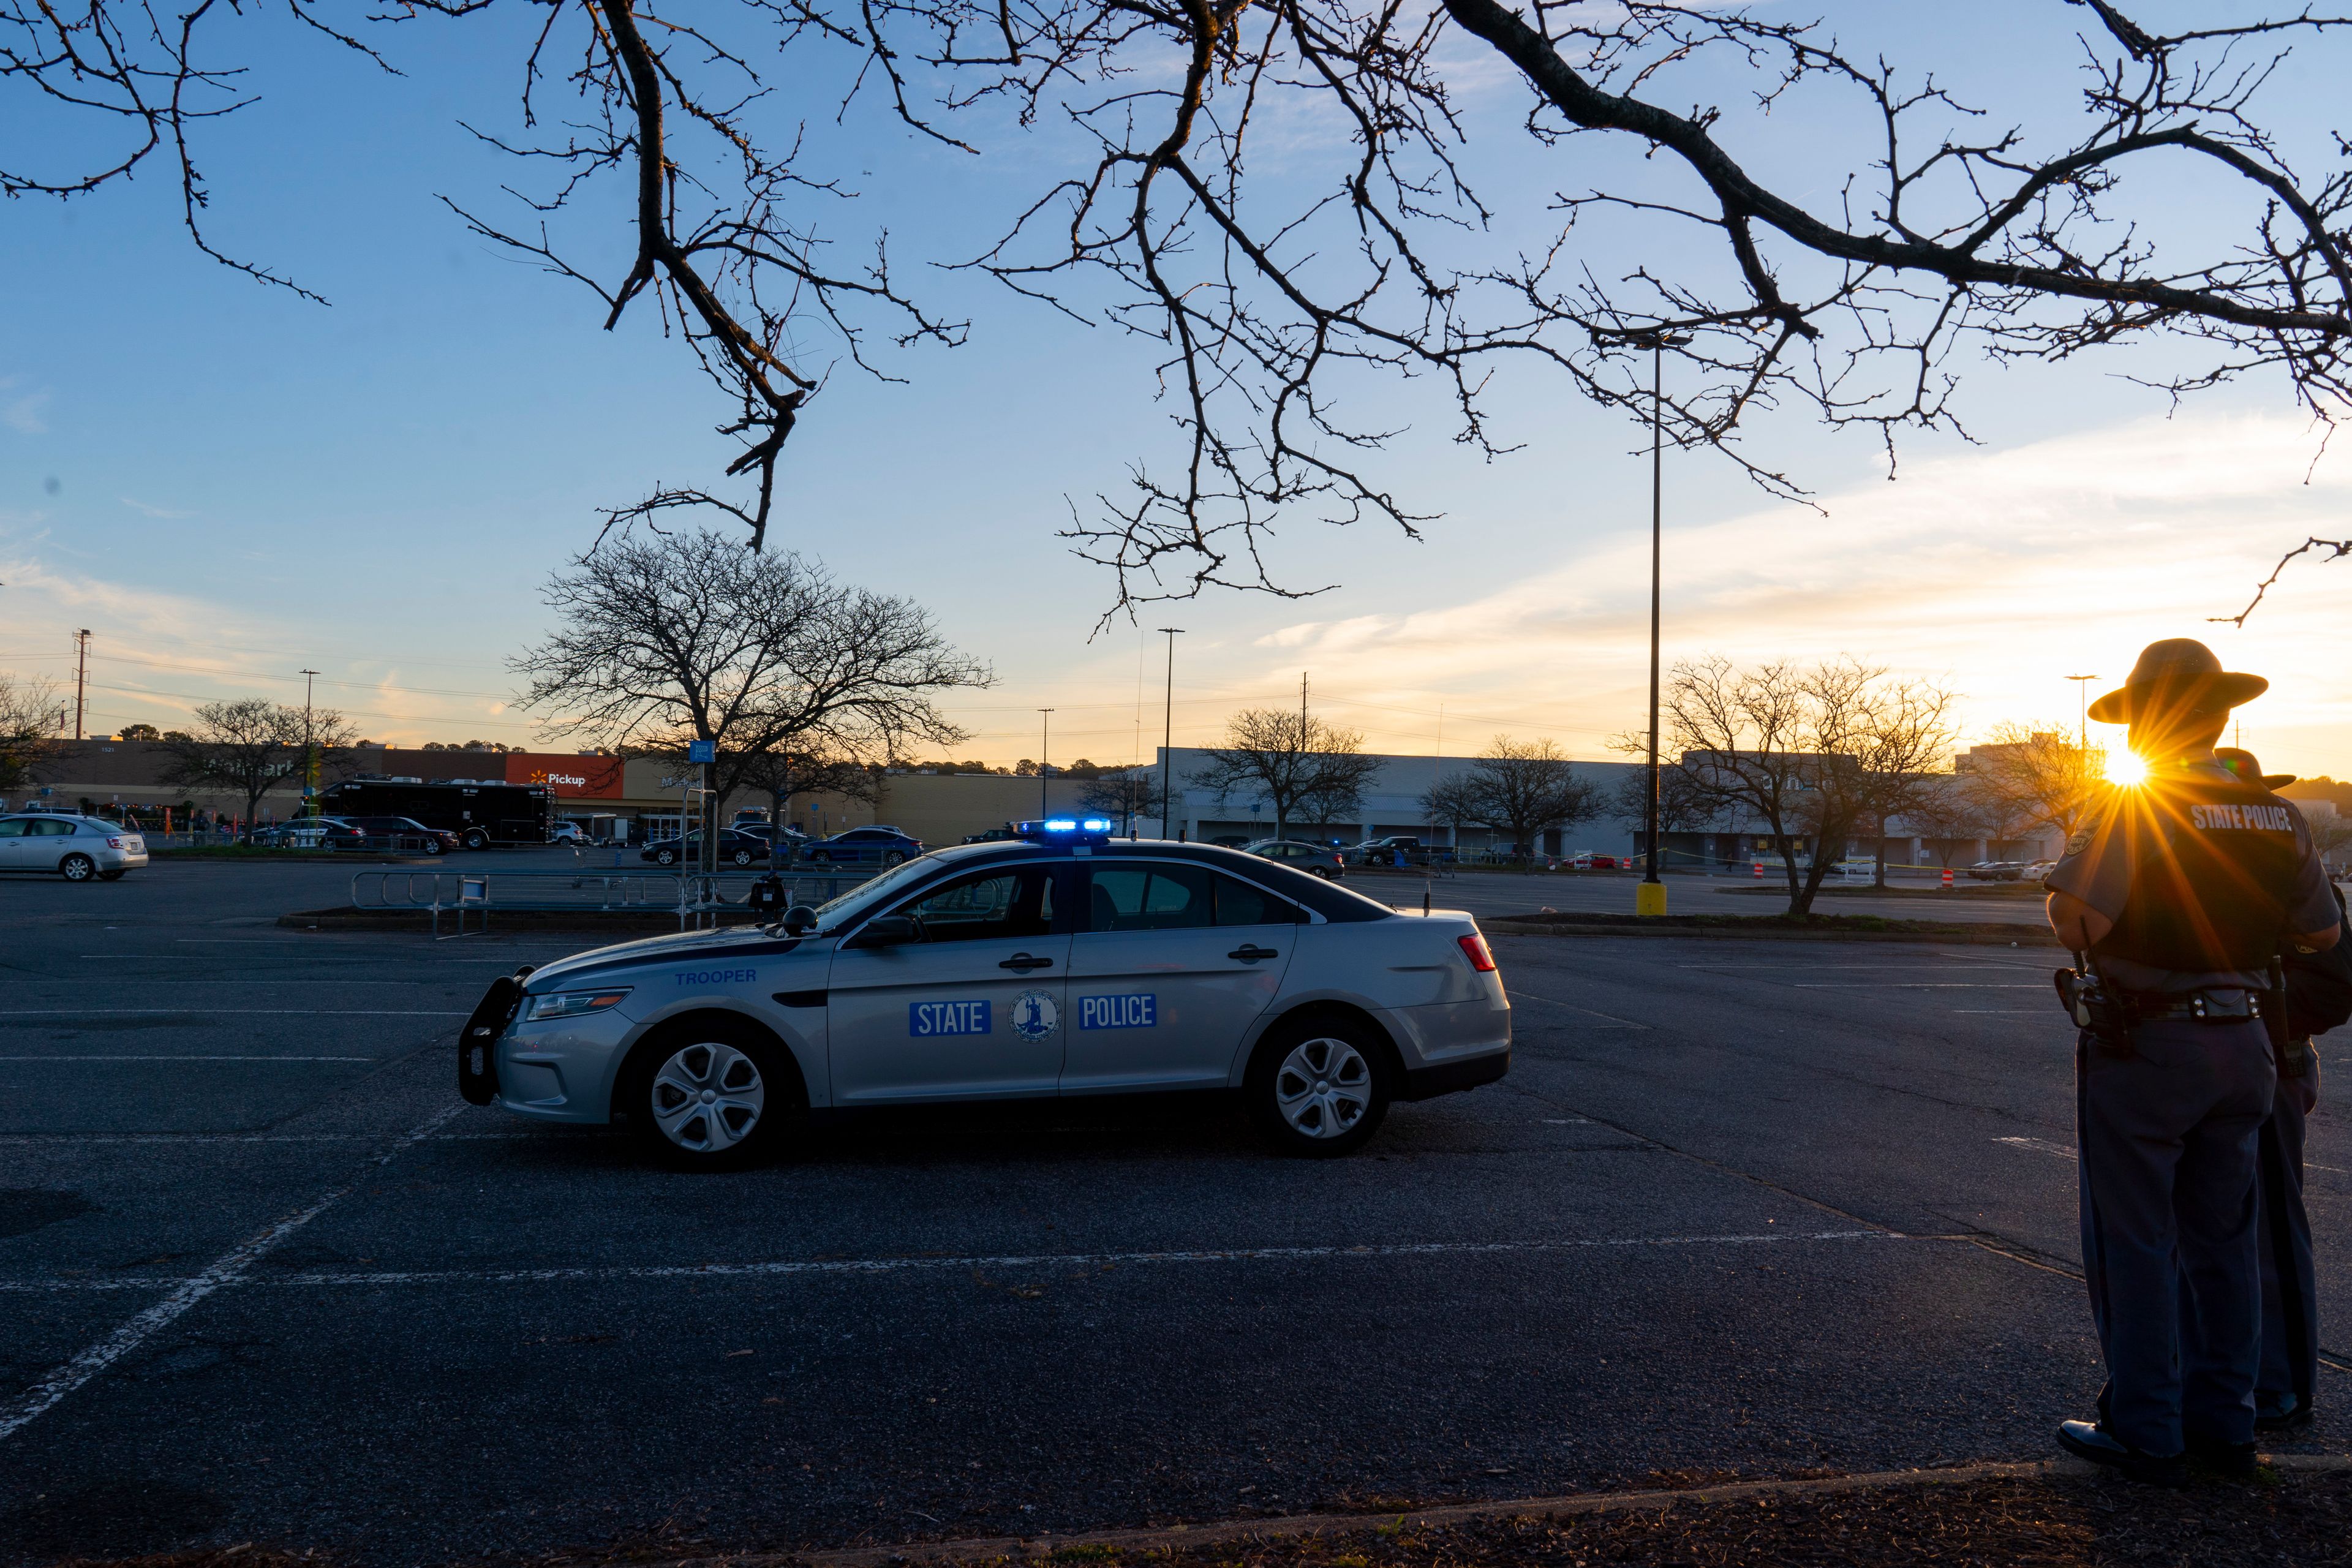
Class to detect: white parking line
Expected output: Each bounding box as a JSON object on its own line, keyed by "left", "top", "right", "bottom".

{"left": 1996, "top": 1136, "right": 2077, "bottom": 1160}
{"left": 0, "top": 1228, "right": 1907, "bottom": 1294}
{"left": 1509, "top": 993, "right": 1651, "bottom": 1029}
{"left": 0, "top": 1102, "right": 464, "bottom": 1443}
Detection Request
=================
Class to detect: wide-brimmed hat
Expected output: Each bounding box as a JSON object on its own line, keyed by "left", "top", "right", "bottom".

{"left": 2087, "top": 638, "right": 2267, "bottom": 723}
{"left": 2215, "top": 747, "right": 2297, "bottom": 791}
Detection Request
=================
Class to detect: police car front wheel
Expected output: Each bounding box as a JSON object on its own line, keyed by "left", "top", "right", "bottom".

{"left": 1246, "top": 1017, "right": 1392, "bottom": 1157}
{"left": 628, "top": 1018, "right": 799, "bottom": 1170}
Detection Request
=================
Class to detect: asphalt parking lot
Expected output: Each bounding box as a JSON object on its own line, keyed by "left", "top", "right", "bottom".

{"left": 2, "top": 859, "right": 2340, "bottom": 1565}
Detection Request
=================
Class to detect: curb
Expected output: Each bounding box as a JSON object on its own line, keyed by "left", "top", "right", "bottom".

{"left": 1485, "top": 918, "right": 2060, "bottom": 946}
{"left": 710, "top": 1452, "right": 2352, "bottom": 1568}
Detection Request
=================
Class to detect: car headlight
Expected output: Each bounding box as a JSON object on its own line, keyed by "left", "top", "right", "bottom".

{"left": 524, "top": 987, "right": 633, "bottom": 1021}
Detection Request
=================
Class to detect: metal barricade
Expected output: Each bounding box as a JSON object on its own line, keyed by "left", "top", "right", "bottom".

{"left": 350, "top": 867, "right": 875, "bottom": 935}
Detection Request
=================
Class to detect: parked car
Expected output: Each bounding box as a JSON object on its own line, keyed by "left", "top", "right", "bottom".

{"left": 548, "top": 821, "right": 586, "bottom": 845}
{"left": 2022, "top": 859, "right": 2058, "bottom": 881}
{"left": 0, "top": 812, "right": 149, "bottom": 881}
{"left": 962, "top": 825, "right": 1020, "bottom": 845}
{"left": 249, "top": 816, "right": 366, "bottom": 850}
{"left": 464, "top": 820, "right": 1510, "bottom": 1166}
{"left": 736, "top": 821, "right": 811, "bottom": 855}
{"left": 1965, "top": 860, "right": 2027, "bottom": 882}
{"left": 1348, "top": 835, "right": 1434, "bottom": 868}
{"left": 641, "top": 829, "right": 772, "bottom": 868}
{"left": 1207, "top": 834, "right": 1256, "bottom": 849}
{"left": 794, "top": 826, "right": 924, "bottom": 867}
{"left": 336, "top": 815, "right": 461, "bottom": 854}
{"left": 1242, "top": 839, "right": 1346, "bottom": 879}
{"left": 1561, "top": 851, "right": 1621, "bottom": 870}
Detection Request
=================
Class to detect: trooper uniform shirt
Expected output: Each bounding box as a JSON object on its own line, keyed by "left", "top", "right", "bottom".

{"left": 2047, "top": 760, "right": 2336, "bottom": 994}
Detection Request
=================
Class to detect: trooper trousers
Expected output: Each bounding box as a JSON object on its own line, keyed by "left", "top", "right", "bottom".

{"left": 2078, "top": 1017, "right": 2275, "bottom": 1455}
{"left": 2258, "top": 1048, "right": 2321, "bottom": 1418}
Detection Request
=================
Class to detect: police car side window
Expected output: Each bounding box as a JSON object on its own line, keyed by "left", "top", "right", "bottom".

{"left": 891, "top": 870, "right": 1046, "bottom": 943}
{"left": 1214, "top": 873, "right": 1300, "bottom": 927}
{"left": 1086, "top": 864, "right": 1213, "bottom": 932}
{"left": 0, "top": 821, "right": 23, "bottom": 838}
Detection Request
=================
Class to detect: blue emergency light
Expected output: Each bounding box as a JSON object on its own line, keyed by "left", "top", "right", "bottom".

{"left": 1015, "top": 817, "right": 1114, "bottom": 843}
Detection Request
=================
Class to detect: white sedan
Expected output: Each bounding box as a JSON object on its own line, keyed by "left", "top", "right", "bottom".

{"left": 461, "top": 820, "right": 1512, "bottom": 1167}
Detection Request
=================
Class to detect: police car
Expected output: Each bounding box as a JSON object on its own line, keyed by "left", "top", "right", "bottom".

{"left": 458, "top": 818, "right": 1510, "bottom": 1166}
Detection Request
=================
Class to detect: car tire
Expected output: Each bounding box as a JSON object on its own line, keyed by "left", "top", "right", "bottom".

{"left": 882, "top": 850, "right": 906, "bottom": 867}
{"left": 731, "top": 849, "right": 754, "bottom": 867}
{"left": 463, "top": 829, "right": 489, "bottom": 851}
{"left": 807, "top": 848, "right": 831, "bottom": 864}
{"left": 1244, "top": 1013, "right": 1392, "bottom": 1158}
{"left": 627, "top": 1016, "right": 802, "bottom": 1172}
{"left": 59, "top": 853, "right": 97, "bottom": 883}
{"left": 655, "top": 848, "right": 677, "bottom": 866}
{"left": 1312, "top": 867, "right": 1335, "bottom": 880}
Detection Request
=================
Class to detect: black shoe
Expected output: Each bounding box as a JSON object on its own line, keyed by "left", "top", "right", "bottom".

{"left": 2058, "top": 1419, "right": 2188, "bottom": 1487}
{"left": 2255, "top": 1395, "right": 2315, "bottom": 1433}
{"left": 2185, "top": 1432, "right": 2260, "bottom": 1477}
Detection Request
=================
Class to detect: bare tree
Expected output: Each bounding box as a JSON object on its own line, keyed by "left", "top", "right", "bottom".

{"left": 512, "top": 530, "right": 992, "bottom": 822}
{"left": 1189, "top": 709, "right": 1381, "bottom": 840}
{"left": 0, "top": 672, "right": 62, "bottom": 794}
{"left": 155, "top": 699, "right": 358, "bottom": 834}
{"left": 1611, "top": 754, "right": 1714, "bottom": 870}
{"left": 17, "top": 5, "right": 2351, "bottom": 604}
{"left": 1897, "top": 778, "right": 1997, "bottom": 873}
{"left": 1418, "top": 772, "right": 1480, "bottom": 853}
{"left": 2305, "top": 810, "right": 2352, "bottom": 876}
{"left": 1963, "top": 723, "right": 2110, "bottom": 848}
{"left": 1079, "top": 766, "right": 1156, "bottom": 834}
{"left": 1656, "top": 655, "right": 1956, "bottom": 915}
{"left": 1457, "top": 737, "right": 1600, "bottom": 869}
{"left": 733, "top": 747, "right": 881, "bottom": 837}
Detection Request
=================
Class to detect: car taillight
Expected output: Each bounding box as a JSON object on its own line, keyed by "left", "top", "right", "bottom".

{"left": 1457, "top": 932, "right": 1497, "bottom": 972}
{"left": 107, "top": 837, "right": 124, "bottom": 848}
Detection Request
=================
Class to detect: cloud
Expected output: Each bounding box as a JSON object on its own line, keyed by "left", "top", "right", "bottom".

{"left": 119, "top": 497, "right": 196, "bottom": 520}
{"left": 1, "top": 385, "right": 49, "bottom": 435}
{"left": 1253, "top": 409, "right": 2352, "bottom": 768}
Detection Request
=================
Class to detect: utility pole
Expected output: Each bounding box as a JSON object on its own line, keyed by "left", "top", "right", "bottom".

{"left": 1158, "top": 628, "right": 1185, "bottom": 839}
{"left": 73, "top": 629, "right": 91, "bottom": 740}
{"left": 2065, "top": 674, "right": 2098, "bottom": 753}
{"left": 300, "top": 669, "right": 320, "bottom": 818}
{"left": 1038, "top": 709, "right": 1054, "bottom": 816}
{"left": 1300, "top": 671, "right": 1308, "bottom": 730}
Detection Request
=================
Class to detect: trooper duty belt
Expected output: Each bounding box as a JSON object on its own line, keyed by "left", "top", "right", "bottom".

{"left": 2120, "top": 987, "right": 2265, "bottom": 1024}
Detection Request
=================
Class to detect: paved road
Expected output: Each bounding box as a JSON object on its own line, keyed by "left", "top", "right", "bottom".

{"left": 2, "top": 864, "right": 2342, "bottom": 1564}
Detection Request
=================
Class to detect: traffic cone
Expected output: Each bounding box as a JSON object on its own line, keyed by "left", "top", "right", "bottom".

{"left": 1752, "top": 861, "right": 1763, "bottom": 878}
{"left": 1941, "top": 867, "right": 1953, "bottom": 889}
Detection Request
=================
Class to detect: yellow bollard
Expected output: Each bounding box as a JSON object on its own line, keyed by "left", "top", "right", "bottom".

{"left": 1635, "top": 881, "right": 1668, "bottom": 917}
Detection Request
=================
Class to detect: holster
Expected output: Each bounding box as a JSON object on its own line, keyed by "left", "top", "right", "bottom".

{"left": 2054, "top": 961, "right": 2133, "bottom": 1057}
{"left": 2267, "top": 957, "right": 2293, "bottom": 1071}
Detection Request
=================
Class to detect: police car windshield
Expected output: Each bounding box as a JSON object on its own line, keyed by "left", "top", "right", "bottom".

{"left": 811, "top": 856, "right": 938, "bottom": 925}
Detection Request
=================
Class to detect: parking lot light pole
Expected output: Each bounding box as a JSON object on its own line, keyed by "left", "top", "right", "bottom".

{"left": 2066, "top": 674, "right": 2098, "bottom": 755}
{"left": 1038, "top": 709, "right": 1054, "bottom": 816}
{"left": 1158, "top": 628, "right": 1184, "bottom": 839}
{"left": 1631, "top": 331, "right": 1686, "bottom": 917}
{"left": 300, "top": 669, "right": 320, "bottom": 820}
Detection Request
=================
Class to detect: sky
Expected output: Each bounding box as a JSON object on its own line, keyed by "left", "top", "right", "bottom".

{"left": 4, "top": 2, "right": 2348, "bottom": 775}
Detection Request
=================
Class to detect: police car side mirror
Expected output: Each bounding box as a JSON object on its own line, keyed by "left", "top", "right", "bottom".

{"left": 854, "top": 914, "right": 919, "bottom": 947}
{"left": 782, "top": 903, "right": 817, "bottom": 935}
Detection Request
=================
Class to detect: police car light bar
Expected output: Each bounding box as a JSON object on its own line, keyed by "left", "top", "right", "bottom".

{"left": 1015, "top": 817, "right": 1114, "bottom": 842}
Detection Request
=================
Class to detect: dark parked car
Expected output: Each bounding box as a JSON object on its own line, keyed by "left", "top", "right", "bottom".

{"left": 641, "top": 829, "right": 773, "bottom": 868}
{"left": 1965, "top": 860, "right": 2027, "bottom": 882}
{"left": 961, "top": 825, "right": 1019, "bottom": 845}
{"left": 249, "top": 816, "right": 367, "bottom": 850}
{"left": 335, "top": 815, "right": 461, "bottom": 854}
{"left": 1348, "top": 835, "right": 1435, "bottom": 867}
{"left": 795, "top": 826, "right": 924, "bottom": 867}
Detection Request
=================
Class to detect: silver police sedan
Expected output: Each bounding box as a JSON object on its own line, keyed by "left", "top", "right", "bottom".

{"left": 459, "top": 820, "right": 1510, "bottom": 1167}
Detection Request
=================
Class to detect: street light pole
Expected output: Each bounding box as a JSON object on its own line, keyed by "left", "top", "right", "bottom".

{"left": 73, "top": 629, "right": 91, "bottom": 741}
{"left": 1634, "top": 331, "right": 1684, "bottom": 916}
{"left": 1158, "top": 628, "right": 1185, "bottom": 839}
{"left": 1038, "top": 708, "right": 1054, "bottom": 816}
{"left": 2065, "top": 674, "right": 2098, "bottom": 753}
{"left": 300, "top": 668, "right": 320, "bottom": 819}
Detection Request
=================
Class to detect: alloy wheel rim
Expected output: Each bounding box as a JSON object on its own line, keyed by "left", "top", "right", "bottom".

{"left": 650, "top": 1041, "right": 765, "bottom": 1153}
{"left": 1273, "top": 1036, "right": 1371, "bottom": 1138}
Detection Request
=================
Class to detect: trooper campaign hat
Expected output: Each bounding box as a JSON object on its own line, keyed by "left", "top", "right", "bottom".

{"left": 2214, "top": 747, "right": 2298, "bottom": 791}
{"left": 2087, "top": 638, "right": 2268, "bottom": 724}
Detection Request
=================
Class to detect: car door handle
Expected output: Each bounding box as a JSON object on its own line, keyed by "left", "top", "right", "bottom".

{"left": 1228, "top": 944, "right": 1281, "bottom": 962}
{"left": 998, "top": 953, "right": 1055, "bottom": 971}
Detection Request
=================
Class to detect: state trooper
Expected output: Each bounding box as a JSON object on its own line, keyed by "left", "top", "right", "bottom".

{"left": 2215, "top": 747, "right": 2350, "bottom": 1434}
{"left": 2045, "top": 640, "right": 2341, "bottom": 1485}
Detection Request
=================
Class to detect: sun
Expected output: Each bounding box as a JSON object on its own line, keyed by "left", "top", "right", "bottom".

{"left": 2106, "top": 749, "right": 2149, "bottom": 788}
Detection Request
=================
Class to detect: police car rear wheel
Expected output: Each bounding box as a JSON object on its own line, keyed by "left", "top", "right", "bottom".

{"left": 1246, "top": 1018, "right": 1390, "bottom": 1157}
{"left": 630, "top": 1019, "right": 796, "bottom": 1171}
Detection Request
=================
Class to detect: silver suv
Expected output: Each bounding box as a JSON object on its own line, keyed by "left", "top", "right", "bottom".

{"left": 0, "top": 813, "right": 149, "bottom": 881}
